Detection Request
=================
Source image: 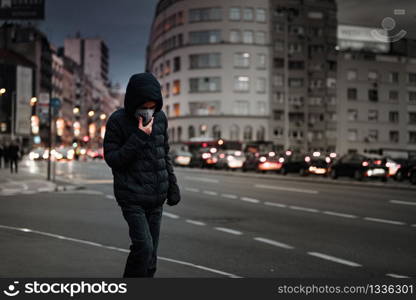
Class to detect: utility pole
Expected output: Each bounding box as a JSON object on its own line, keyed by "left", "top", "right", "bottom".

{"left": 47, "top": 91, "right": 52, "bottom": 181}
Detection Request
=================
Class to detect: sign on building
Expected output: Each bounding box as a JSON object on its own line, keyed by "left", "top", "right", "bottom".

{"left": 0, "top": 0, "right": 45, "bottom": 20}
{"left": 15, "top": 65, "right": 32, "bottom": 135}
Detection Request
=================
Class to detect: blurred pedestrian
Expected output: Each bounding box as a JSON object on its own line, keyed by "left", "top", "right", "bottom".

{"left": 0, "top": 143, "right": 3, "bottom": 168}
{"left": 3, "top": 142, "right": 10, "bottom": 168}
{"left": 103, "top": 73, "right": 181, "bottom": 278}
{"left": 8, "top": 140, "right": 20, "bottom": 174}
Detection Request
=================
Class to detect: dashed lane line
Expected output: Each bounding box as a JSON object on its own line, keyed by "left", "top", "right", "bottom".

{"left": 264, "top": 201, "right": 287, "bottom": 208}
{"left": 289, "top": 206, "right": 319, "bottom": 213}
{"left": 323, "top": 211, "right": 358, "bottom": 219}
{"left": 185, "top": 219, "right": 206, "bottom": 226}
{"left": 0, "top": 224, "right": 241, "bottom": 278}
{"left": 386, "top": 273, "right": 410, "bottom": 279}
{"left": 203, "top": 190, "right": 218, "bottom": 196}
{"left": 106, "top": 195, "right": 115, "bottom": 200}
{"left": 307, "top": 252, "right": 362, "bottom": 267}
{"left": 254, "top": 184, "right": 319, "bottom": 194}
{"left": 363, "top": 217, "right": 406, "bottom": 226}
{"left": 240, "top": 197, "right": 260, "bottom": 204}
{"left": 221, "top": 193, "right": 238, "bottom": 199}
{"left": 389, "top": 200, "right": 416, "bottom": 206}
{"left": 214, "top": 227, "right": 243, "bottom": 236}
{"left": 162, "top": 212, "right": 180, "bottom": 219}
{"left": 253, "top": 237, "right": 295, "bottom": 250}
{"left": 185, "top": 187, "right": 200, "bottom": 193}
{"left": 184, "top": 176, "right": 219, "bottom": 183}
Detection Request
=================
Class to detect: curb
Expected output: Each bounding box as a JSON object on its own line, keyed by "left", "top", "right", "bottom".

{"left": 177, "top": 167, "right": 416, "bottom": 191}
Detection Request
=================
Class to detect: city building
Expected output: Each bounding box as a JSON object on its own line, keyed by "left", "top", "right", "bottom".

{"left": 146, "top": 0, "right": 338, "bottom": 153}
{"left": 337, "top": 25, "right": 416, "bottom": 158}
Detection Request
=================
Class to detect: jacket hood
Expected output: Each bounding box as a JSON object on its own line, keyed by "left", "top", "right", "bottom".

{"left": 124, "top": 73, "right": 163, "bottom": 117}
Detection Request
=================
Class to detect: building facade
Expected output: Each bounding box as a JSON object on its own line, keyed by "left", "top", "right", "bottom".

{"left": 146, "top": 0, "right": 337, "bottom": 153}
{"left": 337, "top": 46, "right": 416, "bottom": 158}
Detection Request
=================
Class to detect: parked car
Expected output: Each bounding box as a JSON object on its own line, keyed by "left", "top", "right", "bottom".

{"left": 304, "top": 155, "right": 332, "bottom": 176}
{"left": 242, "top": 151, "right": 282, "bottom": 173}
{"left": 409, "top": 165, "right": 416, "bottom": 185}
{"left": 329, "top": 153, "right": 388, "bottom": 181}
{"left": 215, "top": 150, "right": 246, "bottom": 170}
{"left": 29, "top": 148, "right": 46, "bottom": 161}
{"left": 170, "top": 149, "right": 192, "bottom": 167}
{"left": 190, "top": 147, "right": 218, "bottom": 168}
{"left": 278, "top": 152, "right": 309, "bottom": 175}
{"left": 393, "top": 159, "right": 416, "bottom": 181}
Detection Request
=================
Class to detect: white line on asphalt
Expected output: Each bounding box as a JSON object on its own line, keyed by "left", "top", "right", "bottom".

{"left": 289, "top": 206, "right": 319, "bottom": 213}
{"left": 264, "top": 201, "right": 287, "bottom": 208}
{"left": 240, "top": 197, "right": 260, "bottom": 204}
{"left": 254, "top": 184, "right": 319, "bottom": 194}
{"left": 84, "top": 179, "right": 113, "bottom": 184}
{"left": 185, "top": 176, "right": 219, "bottom": 183}
{"left": 37, "top": 187, "right": 55, "bottom": 192}
{"left": 307, "top": 252, "right": 362, "bottom": 267}
{"left": 389, "top": 200, "right": 416, "bottom": 206}
{"left": 363, "top": 217, "right": 406, "bottom": 226}
{"left": 203, "top": 190, "right": 218, "bottom": 196}
{"left": 386, "top": 273, "right": 410, "bottom": 278}
{"left": 0, "top": 224, "right": 241, "bottom": 278}
{"left": 214, "top": 227, "right": 243, "bottom": 235}
{"left": 253, "top": 237, "right": 294, "bottom": 250}
{"left": 323, "top": 211, "right": 358, "bottom": 219}
{"left": 221, "top": 193, "right": 238, "bottom": 199}
{"left": 106, "top": 195, "right": 115, "bottom": 200}
{"left": 162, "top": 212, "right": 180, "bottom": 219}
{"left": 185, "top": 219, "right": 206, "bottom": 226}
{"left": 185, "top": 187, "right": 200, "bottom": 193}
{"left": 412, "top": 224, "right": 416, "bottom": 228}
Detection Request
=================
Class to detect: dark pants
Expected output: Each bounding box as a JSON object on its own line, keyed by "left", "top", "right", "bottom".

{"left": 121, "top": 204, "right": 163, "bottom": 278}
{"left": 10, "top": 158, "right": 18, "bottom": 173}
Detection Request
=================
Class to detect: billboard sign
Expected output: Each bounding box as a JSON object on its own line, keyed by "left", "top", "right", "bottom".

{"left": 15, "top": 65, "right": 33, "bottom": 136}
{"left": 0, "top": 0, "right": 45, "bottom": 20}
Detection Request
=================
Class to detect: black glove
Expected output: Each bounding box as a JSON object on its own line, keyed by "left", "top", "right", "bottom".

{"left": 166, "top": 182, "right": 181, "bottom": 206}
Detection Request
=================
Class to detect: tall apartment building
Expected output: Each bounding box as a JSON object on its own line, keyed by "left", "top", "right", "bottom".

{"left": 337, "top": 31, "right": 416, "bottom": 158}
{"left": 146, "top": 0, "right": 337, "bottom": 153}
{"left": 64, "top": 34, "right": 109, "bottom": 85}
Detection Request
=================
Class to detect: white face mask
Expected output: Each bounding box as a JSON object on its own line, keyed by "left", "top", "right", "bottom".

{"left": 134, "top": 107, "right": 155, "bottom": 125}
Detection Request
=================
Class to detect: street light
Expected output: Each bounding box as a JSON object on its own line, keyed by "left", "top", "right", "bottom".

{"left": 73, "top": 107, "right": 80, "bottom": 114}
{"left": 100, "top": 113, "right": 107, "bottom": 120}
{"left": 0, "top": 88, "right": 6, "bottom": 95}
{"left": 30, "top": 97, "right": 37, "bottom": 106}
{"left": 88, "top": 110, "right": 95, "bottom": 117}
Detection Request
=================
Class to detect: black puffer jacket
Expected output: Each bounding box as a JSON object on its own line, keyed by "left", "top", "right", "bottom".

{"left": 103, "top": 73, "right": 180, "bottom": 208}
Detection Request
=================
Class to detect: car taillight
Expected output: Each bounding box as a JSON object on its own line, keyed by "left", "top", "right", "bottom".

{"left": 375, "top": 160, "right": 382, "bottom": 165}
{"left": 362, "top": 161, "right": 369, "bottom": 167}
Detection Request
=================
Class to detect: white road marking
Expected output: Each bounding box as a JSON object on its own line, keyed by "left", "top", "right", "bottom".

{"left": 106, "top": 195, "right": 115, "bottom": 200}
{"left": 240, "top": 197, "right": 260, "bottom": 204}
{"left": 83, "top": 179, "right": 113, "bottom": 184}
{"left": 203, "top": 190, "right": 218, "bottom": 196}
{"left": 412, "top": 224, "right": 416, "bottom": 228}
{"left": 308, "top": 252, "right": 362, "bottom": 267}
{"left": 363, "top": 217, "right": 406, "bottom": 226}
{"left": 185, "top": 219, "right": 206, "bottom": 226}
{"left": 214, "top": 227, "right": 243, "bottom": 235}
{"left": 221, "top": 193, "right": 238, "bottom": 199}
{"left": 254, "top": 184, "right": 319, "bottom": 194}
{"left": 37, "top": 187, "right": 55, "bottom": 192}
{"left": 323, "top": 211, "right": 358, "bottom": 219}
{"left": 185, "top": 176, "right": 219, "bottom": 183}
{"left": 253, "top": 237, "right": 294, "bottom": 250}
{"left": 289, "top": 206, "right": 319, "bottom": 213}
{"left": 390, "top": 200, "right": 416, "bottom": 206}
{"left": 185, "top": 187, "right": 200, "bottom": 193}
{"left": 386, "top": 273, "right": 410, "bottom": 279}
{"left": 0, "top": 224, "right": 241, "bottom": 278}
{"left": 264, "top": 202, "right": 287, "bottom": 208}
{"left": 162, "top": 212, "right": 180, "bottom": 219}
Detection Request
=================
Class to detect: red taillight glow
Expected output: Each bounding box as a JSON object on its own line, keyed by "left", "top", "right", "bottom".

{"left": 362, "top": 161, "right": 369, "bottom": 167}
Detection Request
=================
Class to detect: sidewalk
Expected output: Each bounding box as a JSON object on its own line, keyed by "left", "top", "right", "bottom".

{"left": 0, "top": 166, "right": 83, "bottom": 196}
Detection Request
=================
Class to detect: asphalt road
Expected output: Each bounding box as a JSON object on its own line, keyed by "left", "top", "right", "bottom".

{"left": 0, "top": 159, "right": 415, "bottom": 278}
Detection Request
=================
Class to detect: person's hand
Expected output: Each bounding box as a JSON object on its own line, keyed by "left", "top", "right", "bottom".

{"left": 138, "top": 117, "right": 154, "bottom": 135}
